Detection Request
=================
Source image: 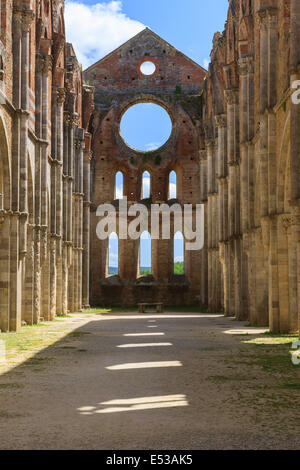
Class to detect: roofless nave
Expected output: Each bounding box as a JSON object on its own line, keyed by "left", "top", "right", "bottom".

{"left": 0, "top": 0, "right": 299, "bottom": 337}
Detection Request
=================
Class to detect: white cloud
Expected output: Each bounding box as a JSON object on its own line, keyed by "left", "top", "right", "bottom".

{"left": 140, "top": 61, "right": 156, "bottom": 76}
{"left": 203, "top": 58, "right": 210, "bottom": 69}
{"left": 169, "top": 182, "right": 177, "bottom": 199}
{"left": 174, "top": 256, "right": 184, "bottom": 263}
{"left": 115, "top": 186, "right": 123, "bottom": 199}
{"left": 142, "top": 174, "right": 150, "bottom": 198}
{"left": 145, "top": 142, "right": 161, "bottom": 151}
{"left": 65, "top": 0, "right": 146, "bottom": 69}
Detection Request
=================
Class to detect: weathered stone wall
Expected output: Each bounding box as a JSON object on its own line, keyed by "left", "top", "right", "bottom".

{"left": 0, "top": 0, "right": 92, "bottom": 331}
{"left": 84, "top": 29, "right": 206, "bottom": 308}
{"left": 203, "top": 0, "right": 300, "bottom": 334}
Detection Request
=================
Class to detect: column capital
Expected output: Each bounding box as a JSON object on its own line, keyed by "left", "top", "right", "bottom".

{"left": 13, "top": 8, "right": 34, "bottom": 31}
{"left": 71, "top": 113, "right": 80, "bottom": 128}
{"left": 224, "top": 88, "right": 239, "bottom": 105}
{"left": 199, "top": 149, "right": 207, "bottom": 161}
{"left": 36, "top": 53, "right": 52, "bottom": 74}
{"left": 206, "top": 138, "right": 216, "bottom": 149}
{"left": 22, "top": 10, "right": 35, "bottom": 32}
{"left": 56, "top": 87, "right": 66, "bottom": 105}
{"left": 43, "top": 55, "right": 53, "bottom": 74}
{"left": 238, "top": 56, "right": 254, "bottom": 76}
{"left": 214, "top": 114, "right": 227, "bottom": 128}
{"left": 279, "top": 214, "right": 294, "bottom": 232}
{"left": 256, "top": 7, "right": 278, "bottom": 24}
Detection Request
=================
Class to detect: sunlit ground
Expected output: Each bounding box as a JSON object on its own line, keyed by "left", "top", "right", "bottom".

{"left": 106, "top": 361, "right": 183, "bottom": 370}
{"left": 0, "top": 307, "right": 299, "bottom": 450}
{"left": 78, "top": 395, "right": 189, "bottom": 415}
{"left": 117, "top": 342, "right": 172, "bottom": 348}
{"left": 0, "top": 308, "right": 299, "bottom": 384}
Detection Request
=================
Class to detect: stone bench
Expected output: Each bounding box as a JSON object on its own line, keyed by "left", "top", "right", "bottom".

{"left": 138, "top": 303, "right": 164, "bottom": 313}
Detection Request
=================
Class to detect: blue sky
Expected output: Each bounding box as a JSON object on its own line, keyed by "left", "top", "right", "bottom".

{"left": 65, "top": 0, "right": 229, "bottom": 69}
{"left": 66, "top": 0, "right": 229, "bottom": 271}
{"left": 120, "top": 103, "right": 172, "bottom": 151}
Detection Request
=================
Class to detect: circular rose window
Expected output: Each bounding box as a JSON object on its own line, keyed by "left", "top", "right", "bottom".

{"left": 140, "top": 61, "right": 156, "bottom": 76}
{"left": 120, "top": 103, "right": 172, "bottom": 152}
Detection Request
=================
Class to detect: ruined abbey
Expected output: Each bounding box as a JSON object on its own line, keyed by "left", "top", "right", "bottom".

{"left": 0, "top": 0, "right": 299, "bottom": 337}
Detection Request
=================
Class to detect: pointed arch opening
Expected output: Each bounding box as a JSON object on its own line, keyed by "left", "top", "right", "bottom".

{"left": 108, "top": 232, "right": 119, "bottom": 275}
{"left": 141, "top": 171, "right": 151, "bottom": 199}
{"left": 174, "top": 231, "right": 184, "bottom": 275}
{"left": 169, "top": 170, "right": 177, "bottom": 199}
{"left": 139, "top": 231, "right": 152, "bottom": 275}
{"left": 115, "top": 171, "right": 124, "bottom": 200}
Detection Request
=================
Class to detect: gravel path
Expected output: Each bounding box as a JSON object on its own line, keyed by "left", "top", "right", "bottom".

{"left": 0, "top": 312, "right": 299, "bottom": 450}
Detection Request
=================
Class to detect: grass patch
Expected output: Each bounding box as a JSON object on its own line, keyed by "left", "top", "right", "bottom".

{"left": 282, "top": 383, "right": 300, "bottom": 390}
{"left": 208, "top": 374, "right": 255, "bottom": 383}
{"left": 0, "top": 411, "right": 26, "bottom": 419}
{"left": 77, "top": 306, "right": 208, "bottom": 315}
{"left": 0, "top": 383, "right": 24, "bottom": 389}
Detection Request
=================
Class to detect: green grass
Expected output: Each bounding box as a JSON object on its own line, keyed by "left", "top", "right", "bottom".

{"left": 139, "top": 268, "right": 152, "bottom": 275}
{"left": 0, "top": 383, "right": 24, "bottom": 389}
{"left": 77, "top": 306, "right": 208, "bottom": 314}
{"left": 282, "top": 383, "right": 300, "bottom": 390}
{"left": 69, "top": 331, "right": 91, "bottom": 338}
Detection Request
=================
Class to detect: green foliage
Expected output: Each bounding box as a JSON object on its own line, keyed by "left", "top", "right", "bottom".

{"left": 155, "top": 155, "right": 162, "bottom": 165}
{"left": 174, "top": 262, "right": 184, "bottom": 275}
{"left": 174, "top": 85, "right": 182, "bottom": 96}
{"left": 140, "top": 268, "right": 152, "bottom": 275}
{"left": 130, "top": 157, "right": 135, "bottom": 166}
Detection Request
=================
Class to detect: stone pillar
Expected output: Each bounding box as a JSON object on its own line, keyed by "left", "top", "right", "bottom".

{"left": 0, "top": 213, "right": 11, "bottom": 331}
{"left": 55, "top": 88, "right": 65, "bottom": 315}
{"left": 290, "top": 0, "right": 300, "bottom": 201}
{"left": 215, "top": 114, "right": 227, "bottom": 179}
{"left": 40, "top": 56, "right": 52, "bottom": 320}
{"left": 82, "top": 144, "right": 91, "bottom": 309}
{"left": 290, "top": 210, "right": 300, "bottom": 334}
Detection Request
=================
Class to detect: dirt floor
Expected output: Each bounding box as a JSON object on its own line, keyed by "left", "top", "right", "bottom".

{"left": 0, "top": 310, "right": 299, "bottom": 450}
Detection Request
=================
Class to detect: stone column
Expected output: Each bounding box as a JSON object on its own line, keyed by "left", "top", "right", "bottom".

{"left": 215, "top": 114, "right": 227, "bottom": 179}
{"left": 290, "top": 0, "right": 300, "bottom": 201}
{"left": 40, "top": 56, "right": 52, "bottom": 320}
{"left": 55, "top": 88, "right": 65, "bottom": 315}
{"left": 82, "top": 142, "right": 91, "bottom": 309}
{"left": 290, "top": 210, "right": 300, "bottom": 334}
{"left": 0, "top": 213, "right": 11, "bottom": 331}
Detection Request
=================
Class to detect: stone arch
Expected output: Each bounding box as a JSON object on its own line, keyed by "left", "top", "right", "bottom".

{"left": 168, "top": 170, "right": 177, "bottom": 200}
{"left": 114, "top": 170, "right": 124, "bottom": 200}
{"left": 110, "top": 163, "right": 127, "bottom": 200}
{"left": 140, "top": 168, "right": 152, "bottom": 200}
